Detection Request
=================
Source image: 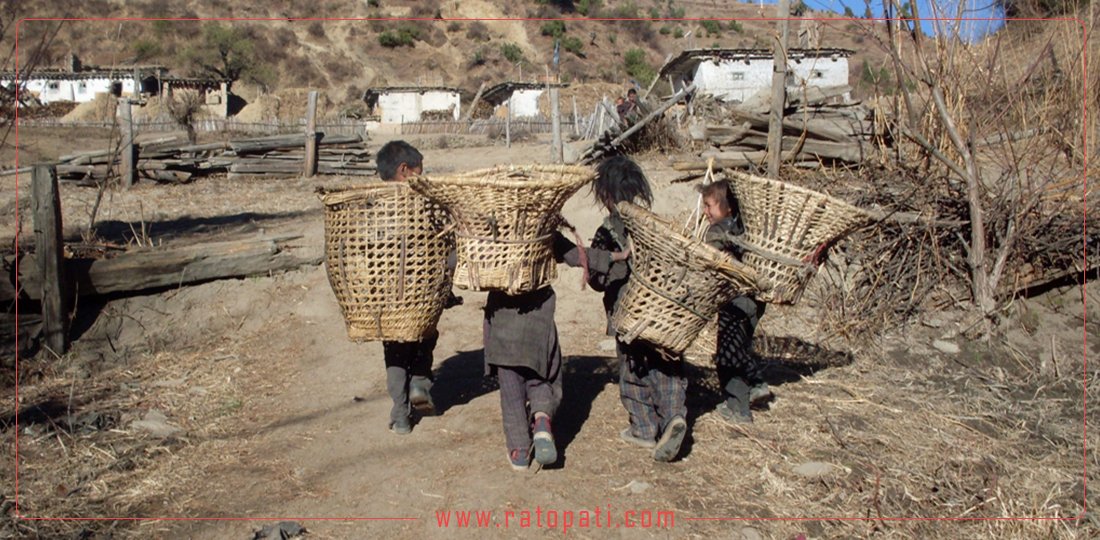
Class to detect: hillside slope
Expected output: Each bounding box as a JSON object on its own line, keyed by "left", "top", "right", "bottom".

{"left": 7, "top": 0, "right": 896, "bottom": 111}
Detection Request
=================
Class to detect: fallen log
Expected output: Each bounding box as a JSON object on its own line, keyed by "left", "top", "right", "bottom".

{"left": 730, "top": 133, "right": 874, "bottom": 162}
{"left": 19, "top": 236, "right": 322, "bottom": 299}
{"left": 673, "top": 150, "right": 768, "bottom": 171}
{"left": 730, "top": 108, "right": 860, "bottom": 142}
{"left": 229, "top": 133, "right": 362, "bottom": 154}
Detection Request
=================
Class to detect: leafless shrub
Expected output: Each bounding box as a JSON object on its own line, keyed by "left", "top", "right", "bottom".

{"left": 166, "top": 90, "right": 205, "bottom": 144}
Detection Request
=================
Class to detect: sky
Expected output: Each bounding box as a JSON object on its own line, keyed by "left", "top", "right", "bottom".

{"left": 747, "top": 0, "right": 1009, "bottom": 41}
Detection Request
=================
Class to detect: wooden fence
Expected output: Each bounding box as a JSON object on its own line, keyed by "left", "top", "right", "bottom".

{"left": 18, "top": 116, "right": 592, "bottom": 138}
{"left": 17, "top": 117, "right": 370, "bottom": 137}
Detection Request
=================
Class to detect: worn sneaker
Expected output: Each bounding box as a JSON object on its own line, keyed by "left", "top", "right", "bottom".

{"left": 390, "top": 415, "right": 412, "bottom": 435}
{"left": 409, "top": 384, "right": 435, "bottom": 416}
{"left": 532, "top": 415, "right": 558, "bottom": 466}
{"left": 620, "top": 427, "right": 656, "bottom": 449}
{"left": 653, "top": 416, "right": 687, "bottom": 462}
{"left": 507, "top": 447, "right": 531, "bottom": 471}
{"left": 749, "top": 382, "right": 774, "bottom": 406}
{"left": 716, "top": 400, "right": 753, "bottom": 424}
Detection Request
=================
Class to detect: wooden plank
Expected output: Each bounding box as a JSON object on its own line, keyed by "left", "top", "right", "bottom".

{"left": 20, "top": 237, "right": 322, "bottom": 298}
{"left": 550, "top": 86, "right": 563, "bottom": 163}
{"left": 672, "top": 151, "right": 768, "bottom": 171}
{"left": 731, "top": 109, "right": 856, "bottom": 142}
{"left": 0, "top": 165, "right": 36, "bottom": 177}
{"left": 768, "top": 0, "right": 790, "bottom": 178}
{"left": 304, "top": 90, "right": 319, "bottom": 178}
{"left": 119, "top": 99, "right": 137, "bottom": 188}
{"left": 463, "top": 82, "right": 487, "bottom": 122}
{"left": 734, "top": 134, "right": 873, "bottom": 162}
{"left": 32, "top": 165, "right": 69, "bottom": 354}
{"left": 229, "top": 134, "right": 361, "bottom": 154}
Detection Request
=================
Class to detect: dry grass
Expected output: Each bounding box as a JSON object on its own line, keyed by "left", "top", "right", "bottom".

{"left": 670, "top": 296, "right": 1094, "bottom": 538}
{"left": 2, "top": 276, "right": 311, "bottom": 537}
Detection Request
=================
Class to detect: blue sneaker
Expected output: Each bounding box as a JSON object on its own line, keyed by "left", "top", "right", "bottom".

{"left": 532, "top": 415, "right": 557, "bottom": 466}
{"left": 409, "top": 384, "right": 435, "bottom": 416}
{"left": 507, "top": 447, "right": 531, "bottom": 471}
{"left": 390, "top": 415, "right": 412, "bottom": 435}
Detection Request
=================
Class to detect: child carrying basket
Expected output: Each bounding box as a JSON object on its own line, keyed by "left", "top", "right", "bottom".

{"left": 410, "top": 164, "right": 606, "bottom": 472}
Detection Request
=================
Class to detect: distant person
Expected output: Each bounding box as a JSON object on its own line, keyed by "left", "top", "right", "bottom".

{"left": 616, "top": 88, "right": 641, "bottom": 125}
{"left": 375, "top": 140, "right": 441, "bottom": 434}
{"left": 698, "top": 180, "right": 773, "bottom": 424}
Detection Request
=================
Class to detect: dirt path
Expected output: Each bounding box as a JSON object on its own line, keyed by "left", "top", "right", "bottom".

{"left": 5, "top": 133, "right": 1095, "bottom": 540}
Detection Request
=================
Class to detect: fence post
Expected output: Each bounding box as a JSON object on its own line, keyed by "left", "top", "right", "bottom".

{"left": 505, "top": 98, "right": 512, "bottom": 148}
{"left": 571, "top": 95, "right": 579, "bottom": 138}
{"left": 550, "top": 86, "right": 563, "bottom": 163}
{"left": 304, "top": 90, "right": 319, "bottom": 178}
{"left": 118, "top": 98, "right": 136, "bottom": 188}
{"left": 32, "top": 164, "right": 70, "bottom": 355}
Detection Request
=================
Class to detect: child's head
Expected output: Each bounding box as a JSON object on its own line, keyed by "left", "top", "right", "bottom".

{"left": 594, "top": 155, "right": 653, "bottom": 212}
{"left": 697, "top": 180, "right": 739, "bottom": 225}
{"left": 627, "top": 88, "right": 638, "bottom": 101}
{"left": 377, "top": 140, "right": 423, "bottom": 181}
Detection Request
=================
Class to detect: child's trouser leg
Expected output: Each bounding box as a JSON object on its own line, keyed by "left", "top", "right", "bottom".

{"left": 716, "top": 296, "right": 765, "bottom": 393}
{"left": 409, "top": 332, "right": 436, "bottom": 395}
{"left": 525, "top": 341, "right": 563, "bottom": 419}
{"left": 618, "top": 341, "right": 660, "bottom": 440}
{"left": 382, "top": 341, "right": 415, "bottom": 423}
{"left": 496, "top": 366, "right": 532, "bottom": 451}
{"left": 646, "top": 352, "right": 688, "bottom": 431}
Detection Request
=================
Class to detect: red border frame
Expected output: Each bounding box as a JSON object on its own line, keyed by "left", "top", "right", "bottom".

{"left": 8, "top": 15, "right": 1086, "bottom": 527}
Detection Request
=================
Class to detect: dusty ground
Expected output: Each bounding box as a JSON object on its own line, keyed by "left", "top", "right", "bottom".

{"left": 1, "top": 129, "right": 1096, "bottom": 539}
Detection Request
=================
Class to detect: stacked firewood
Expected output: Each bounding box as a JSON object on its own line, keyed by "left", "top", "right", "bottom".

{"left": 54, "top": 133, "right": 374, "bottom": 184}
{"left": 676, "top": 86, "right": 880, "bottom": 171}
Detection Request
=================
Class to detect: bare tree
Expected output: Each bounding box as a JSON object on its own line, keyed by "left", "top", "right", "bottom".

{"left": 166, "top": 90, "right": 205, "bottom": 144}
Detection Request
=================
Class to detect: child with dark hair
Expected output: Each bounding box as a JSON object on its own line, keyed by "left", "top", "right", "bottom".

{"left": 698, "top": 180, "right": 773, "bottom": 424}
{"left": 587, "top": 155, "right": 688, "bottom": 462}
{"left": 488, "top": 236, "right": 631, "bottom": 471}
{"left": 375, "top": 140, "right": 437, "bottom": 435}
{"left": 376, "top": 140, "right": 424, "bottom": 183}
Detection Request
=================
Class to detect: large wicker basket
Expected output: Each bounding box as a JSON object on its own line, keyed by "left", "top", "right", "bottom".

{"left": 726, "top": 171, "right": 872, "bottom": 304}
{"left": 407, "top": 165, "right": 594, "bottom": 294}
{"left": 321, "top": 183, "right": 454, "bottom": 342}
{"left": 610, "top": 202, "right": 760, "bottom": 355}
{"left": 684, "top": 318, "right": 854, "bottom": 369}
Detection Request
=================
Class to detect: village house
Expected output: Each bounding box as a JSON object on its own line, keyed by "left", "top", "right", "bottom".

{"left": 657, "top": 48, "right": 854, "bottom": 104}
{"left": 479, "top": 81, "right": 569, "bottom": 119}
{"left": 362, "top": 86, "right": 462, "bottom": 124}
{"left": 0, "top": 54, "right": 229, "bottom": 116}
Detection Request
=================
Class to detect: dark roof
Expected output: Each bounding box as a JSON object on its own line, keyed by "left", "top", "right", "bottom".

{"left": 480, "top": 81, "right": 569, "bottom": 106}
{"left": 0, "top": 70, "right": 149, "bottom": 81}
{"left": 362, "top": 86, "right": 460, "bottom": 99}
{"left": 161, "top": 77, "right": 227, "bottom": 88}
{"left": 657, "top": 47, "right": 854, "bottom": 82}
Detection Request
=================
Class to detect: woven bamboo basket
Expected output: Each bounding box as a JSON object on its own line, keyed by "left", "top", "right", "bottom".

{"left": 683, "top": 317, "right": 719, "bottom": 367}
{"left": 407, "top": 165, "right": 594, "bottom": 294}
{"left": 684, "top": 319, "right": 854, "bottom": 369}
{"left": 610, "top": 202, "right": 761, "bottom": 355}
{"left": 321, "top": 183, "right": 454, "bottom": 342}
{"left": 725, "top": 171, "right": 872, "bottom": 304}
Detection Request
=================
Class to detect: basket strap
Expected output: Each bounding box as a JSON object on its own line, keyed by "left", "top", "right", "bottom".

{"left": 632, "top": 273, "right": 710, "bottom": 321}
{"left": 560, "top": 219, "right": 590, "bottom": 290}
{"left": 728, "top": 237, "right": 817, "bottom": 271}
